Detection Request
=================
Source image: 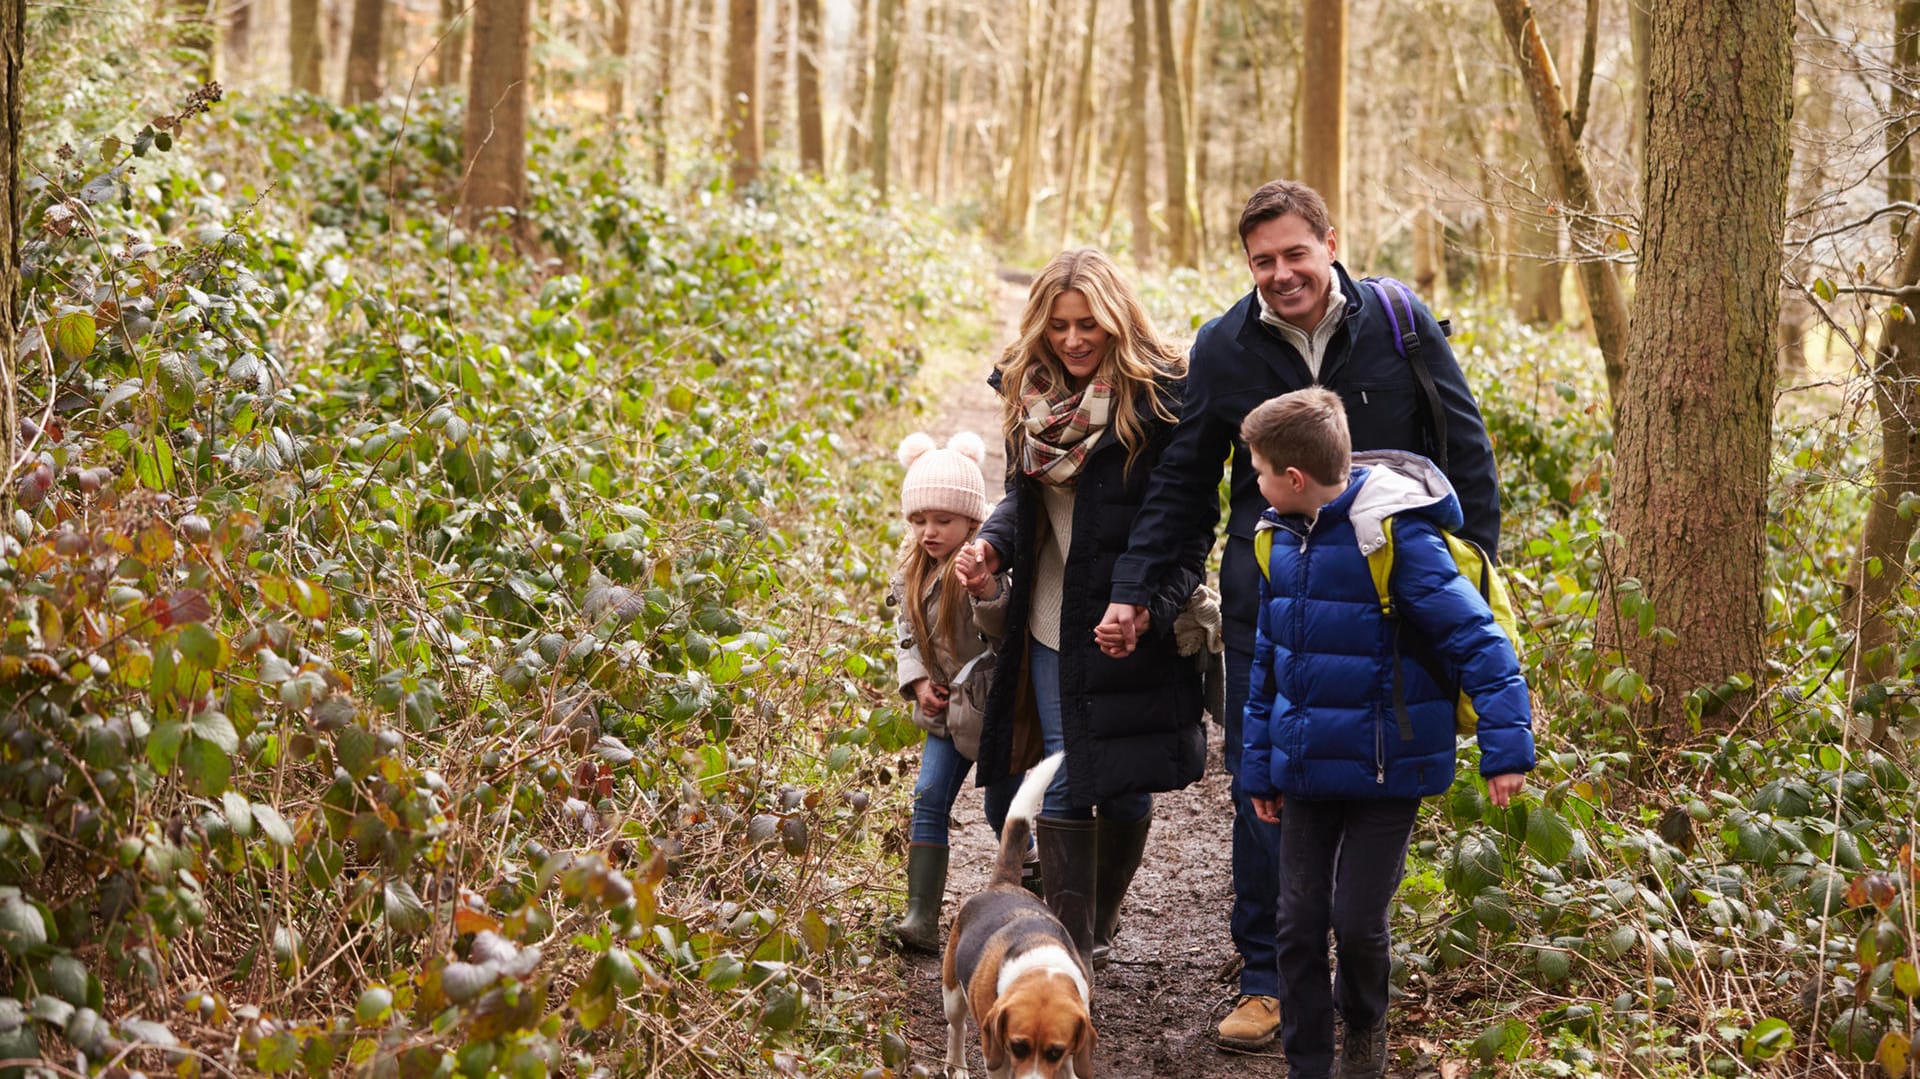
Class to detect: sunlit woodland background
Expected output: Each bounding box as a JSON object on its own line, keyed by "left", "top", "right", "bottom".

{"left": 7, "top": 0, "right": 1920, "bottom": 1074}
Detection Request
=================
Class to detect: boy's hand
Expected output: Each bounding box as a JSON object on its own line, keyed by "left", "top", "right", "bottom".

{"left": 1095, "top": 603, "right": 1149, "bottom": 657}
{"left": 1486, "top": 773, "right": 1526, "bottom": 807}
{"left": 912, "top": 678, "right": 949, "bottom": 716}
{"left": 953, "top": 541, "right": 1000, "bottom": 593}
{"left": 1251, "top": 795, "right": 1282, "bottom": 823}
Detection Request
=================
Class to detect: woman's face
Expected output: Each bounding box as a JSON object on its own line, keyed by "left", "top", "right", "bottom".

{"left": 1045, "top": 289, "right": 1113, "bottom": 388}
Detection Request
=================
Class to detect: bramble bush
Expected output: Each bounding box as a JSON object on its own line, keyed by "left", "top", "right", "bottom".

{"left": 3, "top": 78, "right": 989, "bottom": 1078}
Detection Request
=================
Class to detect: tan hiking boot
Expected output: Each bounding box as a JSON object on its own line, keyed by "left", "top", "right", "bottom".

{"left": 1217, "top": 994, "right": 1280, "bottom": 1050}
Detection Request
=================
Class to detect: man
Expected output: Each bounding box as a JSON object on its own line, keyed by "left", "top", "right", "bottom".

{"left": 1093, "top": 180, "right": 1500, "bottom": 1051}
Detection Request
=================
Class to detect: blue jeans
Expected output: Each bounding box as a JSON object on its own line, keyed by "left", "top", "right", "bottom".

{"left": 1224, "top": 645, "right": 1285, "bottom": 997}
{"left": 1028, "top": 641, "right": 1152, "bottom": 822}
{"left": 1274, "top": 795, "right": 1421, "bottom": 1079}
{"left": 910, "top": 732, "right": 1019, "bottom": 845}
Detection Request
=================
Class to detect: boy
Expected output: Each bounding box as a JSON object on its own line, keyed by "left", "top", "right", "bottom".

{"left": 1239, "top": 387, "right": 1534, "bottom": 1079}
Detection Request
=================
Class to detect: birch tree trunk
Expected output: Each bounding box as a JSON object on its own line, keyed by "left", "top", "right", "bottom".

{"left": 345, "top": 0, "right": 384, "bottom": 102}
{"left": 795, "top": 0, "right": 824, "bottom": 174}
{"left": 1609, "top": 0, "right": 1791, "bottom": 744}
{"left": 727, "top": 0, "right": 762, "bottom": 190}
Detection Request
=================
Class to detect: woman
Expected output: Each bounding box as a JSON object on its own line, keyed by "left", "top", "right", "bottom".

{"left": 954, "top": 248, "right": 1209, "bottom": 969}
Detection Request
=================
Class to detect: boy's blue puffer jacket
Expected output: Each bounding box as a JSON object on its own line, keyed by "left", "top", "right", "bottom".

{"left": 1241, "top": 450, "right": 1534, "bottom": 802}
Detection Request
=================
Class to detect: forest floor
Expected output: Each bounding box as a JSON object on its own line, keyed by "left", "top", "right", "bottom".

{"left": 888, "top": 274, "right": 1273, "bottom": 1079}
{"left": 886, "top": 274, "right": 1466, "bottom": 1078}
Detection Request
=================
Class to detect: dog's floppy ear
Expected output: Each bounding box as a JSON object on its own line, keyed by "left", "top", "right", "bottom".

{"left": 981, "top": 1001, "right": 1011, "bottom": 1071}
{"left": 1070, "top": 1012, "right": 1095, "bottom": 1078}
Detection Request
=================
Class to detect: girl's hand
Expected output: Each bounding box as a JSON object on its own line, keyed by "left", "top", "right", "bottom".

{"left": 953, "top": 540, "right": 1000, "bottom": 593}
{"left": 1486, "top": 773, "right": 1526, "bottom": 807}
{"left": 912, "top": 678, "right": 950, "bottom": 716}
{"left": 962, "top": 570, "right": 1001, "bottom": 600}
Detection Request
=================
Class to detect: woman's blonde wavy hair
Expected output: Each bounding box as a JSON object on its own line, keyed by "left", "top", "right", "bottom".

{"left": 996, "top": 248, "right": 1188, "bottom": 476}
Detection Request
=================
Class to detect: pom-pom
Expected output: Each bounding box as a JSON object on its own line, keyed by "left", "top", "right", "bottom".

{"left": 896, "top": 432, "right": 936, "bottom": 468}
{"left": 946, "top": 431, "right": 987, "bottom": 466}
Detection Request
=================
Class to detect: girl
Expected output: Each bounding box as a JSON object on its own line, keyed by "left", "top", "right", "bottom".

{"left": 954, "top": 248, "right": 1211, "bottom": 969}
{"left": 888, "top": 431, "right": 1025, "bottom": 953}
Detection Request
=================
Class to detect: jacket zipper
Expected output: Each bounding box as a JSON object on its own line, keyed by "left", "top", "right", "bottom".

{"left": 1375, "top": 708, "right": 1386, "bottom": 785}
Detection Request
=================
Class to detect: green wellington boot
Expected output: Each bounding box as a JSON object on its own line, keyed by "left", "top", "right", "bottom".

{"left": 1090, "top": 811, "right": 1152, "bottom": 969}
{"left": 889, "top": 843, "right": 949, "bottom": 954}
{"left": 1036, "top": 817, "right": 1099, "bottom": 961}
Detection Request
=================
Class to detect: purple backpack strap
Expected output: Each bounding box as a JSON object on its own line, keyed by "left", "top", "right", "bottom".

{"left": 1361, "top": 276, "right": 1450, "bottom": 471}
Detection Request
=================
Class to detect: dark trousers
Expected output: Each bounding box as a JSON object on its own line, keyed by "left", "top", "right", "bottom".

{"left": 1223, "top": 646, "right": 1285, "bottom": 997}
{"left": 1274, "top": 795, "right": 1421, "bottom": 1079}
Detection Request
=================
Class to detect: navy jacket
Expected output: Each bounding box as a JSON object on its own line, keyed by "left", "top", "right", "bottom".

{"left": 1241, "top": 453, "right": 1533, "bottom": 802}
{"left": 1109, "top": 263, "right": 1501, "bottom": 654}
{"left": 975, "top": 373, "right": 1209, "bottom": 807}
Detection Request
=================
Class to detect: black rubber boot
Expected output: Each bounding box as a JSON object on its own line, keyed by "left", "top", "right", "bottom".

{"left": 1090, "top": 810, "right": 1152, "bottom": 969}
{"left": 889, "top": 843, "right": 948, "bottom": 954}
{"left": 1036, "top": 816, "right": 1098, "bottom": 961}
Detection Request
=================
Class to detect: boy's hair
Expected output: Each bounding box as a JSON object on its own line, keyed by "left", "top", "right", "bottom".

{"left": 1238, "top": 180, "right": 1333, "bottom": 246}
{"left": 1240, "top": 387, "right": 1351, "bottom": 486}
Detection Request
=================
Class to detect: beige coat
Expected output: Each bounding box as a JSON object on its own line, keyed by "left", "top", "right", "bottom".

{"left": 892, "top": 571, "right": 1009, "bottom": 760}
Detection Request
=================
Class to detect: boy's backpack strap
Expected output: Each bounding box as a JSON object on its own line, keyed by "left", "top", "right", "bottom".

{"left": 1369, "top": 518, "right": 1420, "bottom": 744}
{"left": 1362, "top": 277, "right": 1450, "bottom": 472}
{"left": 1254, "top": 527, "right": 1273, "bottom": 581}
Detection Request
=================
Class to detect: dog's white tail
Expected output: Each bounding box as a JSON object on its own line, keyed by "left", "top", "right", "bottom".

{"left": 1007, "top": 752, "right": 1064, "bottom": 825}
{"left": 990, "top": 752, "right": 1063, "bottom": 889}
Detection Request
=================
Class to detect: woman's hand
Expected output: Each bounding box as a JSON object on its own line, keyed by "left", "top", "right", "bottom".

{"left": 953, "top": 540, "right": 1001, "bottom": 594}
{"left": 912, "top": 678, "right": 950, "bottom": 716}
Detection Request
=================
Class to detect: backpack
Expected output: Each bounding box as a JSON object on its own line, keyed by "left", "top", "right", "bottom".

{"left": 1360, "top": 277, "right": 1453, "bottom": 471}
{"left": 1253, "top": 517, "right": 1519, "bottom": 739}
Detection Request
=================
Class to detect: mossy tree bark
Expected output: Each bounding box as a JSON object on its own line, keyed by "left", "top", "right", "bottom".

{"left": 1607, "top": 0, "right": 1791, "bottom": 746}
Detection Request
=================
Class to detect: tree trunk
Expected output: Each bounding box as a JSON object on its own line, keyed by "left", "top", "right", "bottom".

{"left": 795, "top": 0, "right": 823, "bottom": 173}
{"left": 435, "top": 0, "right": 466, "bottom": 87}
{"left": 1127, "top": 0, "right": 1153, "bottom": 265}
{"left": 765, "top": 0, "right": 788, "bottom": 154}
{"left": 291, "top": 0, "right": 325, "bottom": 92}
{"left": 1154, "top": 0, "right": 1197, "bottom": 266}
{"left": 225, "top": 0, "right": 253, "bottom": 80}
{"left": 866, "top": 0, "right": 899, "bottom": 197}
{"left": 652, "top": 0, "right": 674, "bottom": 183}
{"left": 1058, "top": 0, "right": 1100, "bottom": 247}
{"left": 916, "top": 1, "right": 947, "bottom": 194}
{"left": 844, "top": 0, "right": 872, "bottom": 173}
{"left": 998, "top": 0, "right": 1039, "bottom": 238}
{"left": 461, "top": 0, "right": 532, "bottom": 235}
{"left": 1493, "top": 0, "right": 1629, "bottom": 406}
{"left": 1298, "top": 0, "right": 1345, "bottom": 228}
{"left": 1608, "top": 0, "right": 1791, "bottom": 744}
{"left": 608, "top": 0, "right": 634, "bottom": 116}
{"left": 1411, "top": 24, "right": 1447, "bottom": 302}
{"left": 175, "top": 0, "right": 220, "bottom": 83}
{"left": 727, "top": 0, "right": 762, "bottom": 189}
{"left": 345, "top": 0, "right": 384, "bottom": 102}
{"left": 0, "top": 0, "right": 19, "bottom": 503}
{"left": 1845, "top": 0, "right": 1920, "bottom": 744}
{"left": 1511, "top": 206, "right": 1563, "bottom": 325}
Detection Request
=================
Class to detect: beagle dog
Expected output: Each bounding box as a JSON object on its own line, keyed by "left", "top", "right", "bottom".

{"left": 941, "top": 753, "right": 1095, "bottom": 1079}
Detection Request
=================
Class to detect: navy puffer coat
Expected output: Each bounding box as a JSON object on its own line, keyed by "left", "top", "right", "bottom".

{"left": 1242, "top": 451, "right": 1534, "bottom": 802}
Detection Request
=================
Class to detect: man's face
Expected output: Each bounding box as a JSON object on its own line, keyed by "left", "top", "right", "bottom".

{"left": 1244, "top": 212, "right": 1338, "bottom": 330}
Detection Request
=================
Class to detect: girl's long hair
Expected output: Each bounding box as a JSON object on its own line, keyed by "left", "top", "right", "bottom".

{"left": 996, "top": 248, "right": 1188, "bottom": 475}
{"left": 897, "top": 527, "right": 975, "bottom": 680}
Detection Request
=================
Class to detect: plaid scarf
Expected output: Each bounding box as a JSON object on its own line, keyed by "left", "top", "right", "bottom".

{"left": 1018, "top": 368, "right": 1114, "bottom": 486}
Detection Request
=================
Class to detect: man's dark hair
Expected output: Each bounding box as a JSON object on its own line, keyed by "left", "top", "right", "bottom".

{"left": 1238, "top": 180, "right": 1333, "bottom": 246}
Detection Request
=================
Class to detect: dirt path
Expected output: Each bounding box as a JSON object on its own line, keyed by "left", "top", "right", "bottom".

{"left": 891, "top": 273, "right": 1274, "bottom": 1079}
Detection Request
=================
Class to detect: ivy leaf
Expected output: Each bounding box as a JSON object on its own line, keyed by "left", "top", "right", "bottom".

{"left": 384, "top": 879, "right": 431, "bottom": 936}
{"left": 1742, "top": 1017, "right": 1793, "bottom": 1061}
